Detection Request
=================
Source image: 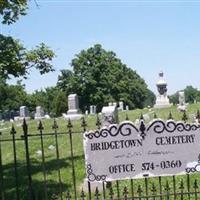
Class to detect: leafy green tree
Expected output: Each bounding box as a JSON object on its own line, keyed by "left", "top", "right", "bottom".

{"left": 184, "top": 86, "right": 199, "bottom": 103}
{"left": 57, "top": 44, "right": 153, "bottom": 111}
{"left": 169, "top": 92, "right": 179, "bottom": 105}
{"left": 52, "top": 91, "right": 68, "bottom": 116}
{"left": 0, "top": 1, "right": 55, "bottom": 80}
{"left": 0, "top": 35, "right": 55, "bottom": 79}
{"left": 0, "top": 80, "right": 27, "bottom": 111}
{"left": 0, "top": 0, "right": 28, "bottom": 24}
{"left": 26, "top": 87, "right": 67, "bottom": 116}
{"left": 144, "top": 89, "right": 156, "bottom": 107}
{"left": 170, "top": 86, "right": 200, "bottom": 105}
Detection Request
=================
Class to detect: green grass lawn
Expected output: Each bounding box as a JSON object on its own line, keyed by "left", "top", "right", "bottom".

{"left": 1, "top": 103, "right": 200, "bottom": 199}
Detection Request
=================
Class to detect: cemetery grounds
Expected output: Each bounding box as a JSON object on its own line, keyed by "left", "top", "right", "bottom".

{"left": 1, "top": 103, "right": 200, "bottom": 200}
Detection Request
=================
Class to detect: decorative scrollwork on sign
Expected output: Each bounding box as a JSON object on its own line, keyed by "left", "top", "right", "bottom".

{"left": 147, "top": 120, "right": 200, "bottom": 134}
{"left": 87, "top": 164, "right": 106, "bottom": 182}
{"left": 85, "top": 122, "right": 139, "bottom": 139}
{"left": 185, "top": 154, "right": 200, "bottom": 173}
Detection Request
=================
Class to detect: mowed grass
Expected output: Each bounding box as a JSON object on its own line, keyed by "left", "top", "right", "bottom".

{"left": 1, "top": 103, "right": 200, "bottom": 199}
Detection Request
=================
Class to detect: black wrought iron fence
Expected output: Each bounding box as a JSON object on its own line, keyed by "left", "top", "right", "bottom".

{"left": 0, "top": 112, "right": 200, "bottom": 200}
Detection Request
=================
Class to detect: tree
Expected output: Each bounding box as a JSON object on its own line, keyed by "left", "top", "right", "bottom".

{"left": 0, "top": 80, "right": 27, "bottom": 111}
{"left": 144, "top": 89, "right": 156, "bottom": 107}
{"left": 169, "top": 92, "right": 179, "bottom": 105}
{"left": 0, "top": 35, "right": 55, "bottom": 79}
{"left": 57, "top": 44, "right": 153, "bottom": 111}
{"left": 184, "top": 86, "right": 199, "bottom": 103}
{"left": 0, "top": 1, "right": 55, "bottom": 80}
{"left": 170, "top": 86, "right": 200, "bottom": 105}
{"left": 52, "top": 91, "right": 68, "bottom": 116}
{"left": 0, "top": 0, "right": 28, "bottom": 24}
{"left": 26, "top": 87, "right": 68, "bottom": 117}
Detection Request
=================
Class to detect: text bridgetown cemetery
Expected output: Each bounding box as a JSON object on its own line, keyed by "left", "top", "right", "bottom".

{"left": 83, "top": 120, "right": 200, "bottom": 182}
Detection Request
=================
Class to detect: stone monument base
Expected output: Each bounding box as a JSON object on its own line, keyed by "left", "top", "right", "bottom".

{"left": 177, "top": 103, "right": 188, "bottom": 112}
{"left": 62, "top": 113, "right": 83, "bottom": 120}
{"left": 154, "top": 96, "right": 171, "bottom": 108}
{"left": 67, "top": 109, "right": 80, "bottom": 115}
{"left": 14, "top": 116, "right": 31, "bottom": 121}
{"left": 34, "top": 116, "right": 46, "bottom": 120}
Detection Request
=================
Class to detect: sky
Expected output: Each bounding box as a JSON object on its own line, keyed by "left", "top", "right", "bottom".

{"left": 1, "top": 0, "right": 200, "bottom": 95}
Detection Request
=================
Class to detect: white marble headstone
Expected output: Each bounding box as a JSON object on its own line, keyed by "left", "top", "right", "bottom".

{"left": 64, "top": 94, "right": 83, "bottom": 120}
{"left": 20, "top": 106, "right": 29, "bottom": 117}
{"left": 118, "top": 101, "right": 124, "bottom": 111}
{"left": 90, "top": 105, "right": 96, "bottom": 115}
{"left": 35, "top": 106, "right": 45, "bottom": 119}
{"left": 101, "top": 106, "right": 118, "bottom": 127}
{"left": 108, "top": 102, "right": 113, "bottom": 106}
{"left": 67, "top": 94, "right": 80, "bottom": 114}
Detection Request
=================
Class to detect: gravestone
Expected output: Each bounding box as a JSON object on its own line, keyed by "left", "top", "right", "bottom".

{"left": 143, "top": 114, "right": 150, "bottom": 122}
{"left": 19, "top": 106, "right": 30, "bottom": 119}
{"left": 101, "top": 106, "right": 118, "bottom": 127}
{"left": 126, "top": 105, "right": 129, "bottom": 111}
{"left": 90, "top": 105, "right": 96, "bottom": 115}
{"left": 118, "top": 101, "right": 124, "bottom": 111}
{"left": 85, "top": 110, "right": 88, "bottom": 115}
{"left": 67, "top": 94, "right": 80, "bottom": 114}
{"left": 154, "top": 72, "right": 171, "bottom": 108}
{"left": 108, "top": 102, "right": 113, "bottom": 106}
{"left": 177, "top": 91, "right": 187, "bottom": 111}
{"left": 113, "top": 102, "right": 117, "bottom": 108}
{"left": 34, "top": 106, "right": 45, "bottom": 119}
{"left": 189, "top": 114, "right": 196, "bottom": 123}
{"left": 63, "top": 94, "right": 83, "bottom": 120}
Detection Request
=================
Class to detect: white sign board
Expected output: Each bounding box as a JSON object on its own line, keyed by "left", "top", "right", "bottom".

{"left": 83, "top": 120, "right": 200, "bottom": 182}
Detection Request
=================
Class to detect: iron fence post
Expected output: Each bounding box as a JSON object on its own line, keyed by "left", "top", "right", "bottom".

{"left": 52, "top": 119, "right": 63, "bottom": 200}
{"left": 67, "top": 119, "right": 77, "bottom": 200}
{"left": 22, "top": 119, "right": 35, "bottom": 200}
{"left": 0, "top": 132, "right": 4, "bottom": 200}
{"left": 10, "top": 125, "right": 19, "bottom": 200}
{"left": 38, "top": 120, "right": 48, "bottom": 200}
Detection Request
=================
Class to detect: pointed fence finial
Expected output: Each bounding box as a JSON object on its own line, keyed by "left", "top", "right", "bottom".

{"left": 109, "top": 187, "right": 114, "bottom": 199}
{"left": 22, "top": 118, "right": 28, "bottom": 135}
{"left": 10, "top": 124, "right": 16, "bottom": 135}
{"left": 94, "top": 187, "right": 100, "bottom": 199}
{"left": 140, "top": 121, "right": 146, "bottom": 139}
{"left": 81, "top": 117, "right": 87, "bottom": 130}
{"left": 37, "top": 120, "right": 44, "bottom": 130}
{"left": 66, "top": 191, "right": 71, "bottom": 200}
{"left": 80, "top": 188, "right": 86, "bottom": 200}
{"left": 52, "top": 118, "right": 58, "bottom": 129}
{"left": 125, "top": 114, "right": 129, "bottom": 120}
{"left": 67, "top": 119, "right": 73, "bottom": 129}
{"left": 151, "top": 182, "right": 157, "bottom": 194}
{"left": 153, "top": 113, "right": 157, "bottom": 119}
{"left": 194, "top": 179, "right": 198, "bottom": 190}
{"left": 165, "top": 180, "right": 170, "bottom": 193}
{"left": 196, "top": 110, "right": 200, "bottom": 123}
{"left": 168, "top": 112, "right": 173, "bottom": 120}
{"left": 123, "top": 186, "right": 128, "bottom": 199}
{"left": 96, "top": 114, "right": 101, "bottom": 129}
{"left": 140, "top": 114, "right": 144, "bottom": 120}
{"left": 137, "top": 184, "right": 143, "bottom": 196}
{"left": 179, "top": 179, "right": 184, "bottom": 190}
{"left": 182, "top": 111, "right": 188, "bottom": 122}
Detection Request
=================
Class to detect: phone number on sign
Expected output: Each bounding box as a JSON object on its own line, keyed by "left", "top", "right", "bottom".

{"left": 142, "top": 160, "right": 182, "bottom": 171}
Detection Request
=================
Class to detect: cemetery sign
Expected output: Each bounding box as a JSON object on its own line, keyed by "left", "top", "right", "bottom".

{"left": 83, "top": 119, "right": 200, "bottom": 182}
